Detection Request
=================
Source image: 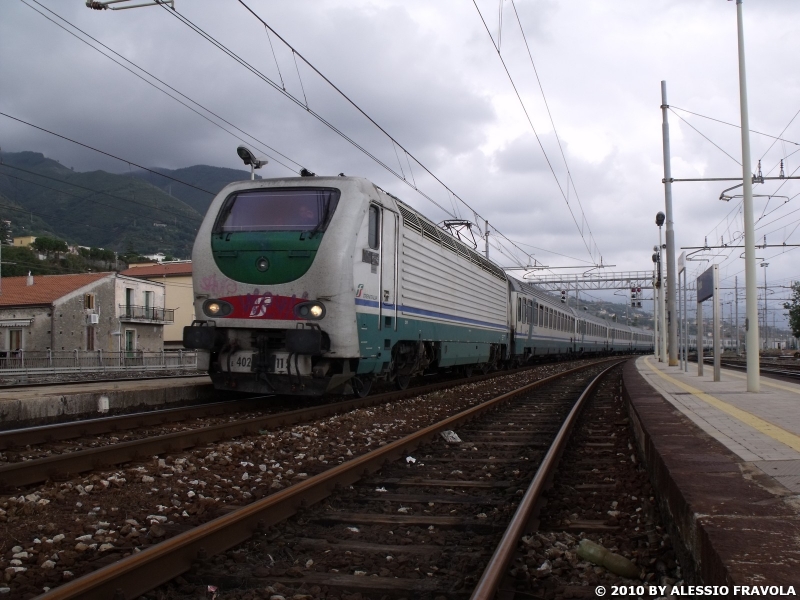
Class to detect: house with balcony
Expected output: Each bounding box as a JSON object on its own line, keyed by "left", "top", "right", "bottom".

{"left": 120, "top": 261, "right": 193, "bottom": 349}
{"left": 0, "top": 272, "right": 172, "bottom": 356}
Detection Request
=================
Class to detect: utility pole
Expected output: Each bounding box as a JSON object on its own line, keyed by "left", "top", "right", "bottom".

{"left": 656, "top": 218, "right": 667, "bottom": 363}
{"left": 484, "top": 219, "right": 490, "bottom": 259}
{"left": 653, "top": 260, "right": 659, "bottom": 359}
{"left": 761, "top": 262, "right": 768, "bottom": 350}
{"left": 735, "top": 0, "right": 760, "bottom": 391}
{"left": 735, "top": 275, "right": 739, "bottom": 355}
{"left": 661, "top": 81, "right": 679, "bottom": 366}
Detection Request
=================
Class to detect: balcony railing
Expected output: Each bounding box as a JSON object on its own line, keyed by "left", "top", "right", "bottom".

{"left": 119, "top": 305, "right": 175, "bottom": 323}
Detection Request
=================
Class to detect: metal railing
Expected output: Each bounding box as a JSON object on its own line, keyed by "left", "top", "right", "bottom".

{"left": 118, "top": 305, "right": 175, "bottom": 323}
{"left": 0, "top": 350, "right": 196, "bottom": 375}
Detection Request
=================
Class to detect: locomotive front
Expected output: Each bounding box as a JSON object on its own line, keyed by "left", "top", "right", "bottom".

{"left": 184, "top": 176, "right": 371, "bottom": 395}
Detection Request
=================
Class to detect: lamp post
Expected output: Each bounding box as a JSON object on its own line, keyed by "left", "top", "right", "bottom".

{"left": 656, "top": 212, "right": 667, "bottom": 362}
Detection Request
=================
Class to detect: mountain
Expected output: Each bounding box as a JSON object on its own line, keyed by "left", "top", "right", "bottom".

{"left": 127, "top": 165, "right": 258, "bottom": 217}
{"left": 0, "top": 151, "right": 204, "bottom": 258}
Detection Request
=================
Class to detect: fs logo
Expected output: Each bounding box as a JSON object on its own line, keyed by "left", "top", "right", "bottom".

{"left": 249, "top": 295, "right": 272, "bottom": 317}
{"left": 355, "top": 284, "right": 364, "bottom": 298}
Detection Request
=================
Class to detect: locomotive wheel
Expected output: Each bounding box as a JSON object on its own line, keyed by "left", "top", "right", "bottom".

{"left": 352, "top": 376, "right": 373, "bottom": 398}
{"left": 395, "top": 374, "right": 411, "bottom": 390}
{"left": 463, "top": 366, "right": 474, "bottom": 378}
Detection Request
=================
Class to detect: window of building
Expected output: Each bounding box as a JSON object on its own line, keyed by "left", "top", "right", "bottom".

{"left": 125, "top": 288, "right": 133, "bottom": 318}
{"left": 125, "top": 329, "right": 135, "bottom": 353}
{"left": 9, "top": 329, "right": 22, "bottom": 352}
{"left": 84, "top": 293, "right": 95, "bottom": 309}
{"left": 144, "top": 290, "right": 154, "bottom": 318}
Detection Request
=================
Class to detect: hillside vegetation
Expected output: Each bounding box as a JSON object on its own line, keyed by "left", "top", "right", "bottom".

{"left": 0, "top": 151, "right": 251, "bottom": 258}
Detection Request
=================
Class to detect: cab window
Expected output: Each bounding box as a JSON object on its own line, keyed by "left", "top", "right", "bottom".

{"left": 368, "top": 205, "right": 381, "bottom": 249}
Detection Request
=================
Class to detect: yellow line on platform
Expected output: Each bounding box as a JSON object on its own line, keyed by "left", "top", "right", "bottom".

{"left": 723, "top": 369, "right": 800, "bottom": 396}
{"left": 642, "top": 357, "right": 800, "bottom": 453}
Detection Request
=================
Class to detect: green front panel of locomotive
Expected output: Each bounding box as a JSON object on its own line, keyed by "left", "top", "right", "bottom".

{"left": 211, "top": 231, "right": 322, "bottom": 285}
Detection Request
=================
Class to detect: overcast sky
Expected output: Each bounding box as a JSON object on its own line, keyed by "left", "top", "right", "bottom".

{"left": 2, "top": 0, "right": 799, "bottom": 332}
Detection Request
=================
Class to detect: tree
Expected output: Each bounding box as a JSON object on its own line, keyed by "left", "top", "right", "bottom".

{"left": 32, "top": 236, "right": 68, "bottom": 258}
{"left": 784, "top": 281, "right": 800, "bottom": 339}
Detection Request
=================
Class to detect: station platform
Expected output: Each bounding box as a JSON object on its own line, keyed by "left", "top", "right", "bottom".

{"left": 624, "top": 356, "right": 800, "bottom": 589}
{"left": 0, "top": 375, "right": 213, "bottom": 427}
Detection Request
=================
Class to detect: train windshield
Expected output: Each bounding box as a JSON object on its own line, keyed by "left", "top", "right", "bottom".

{"left": 215, "top": 188, "right": 340, "bottom": 232}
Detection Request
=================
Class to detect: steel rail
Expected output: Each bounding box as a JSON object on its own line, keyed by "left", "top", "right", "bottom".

{"left": 0, "top": 397, "right": 269, "bottom": 450}
{"left": 34, "top": 360, "right": 614, "bottom": 600}
{"left": 0, "top": 359, "right": 610, "bottom": 489}
{"left": 470, "top": 360, "right": 625, "bottom": 599}
{"left": 700, "top": 357, "right": 800, "bottom": 380}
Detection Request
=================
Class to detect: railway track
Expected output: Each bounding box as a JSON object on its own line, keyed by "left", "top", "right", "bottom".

{"left": 32, "top": 359, "right": 623, "bottom": 600}
{"left": 697, "top": 357, "right": 800, "bottom": 380}
{"left": 0, "top": 360, "right": 602, "bottom": 489}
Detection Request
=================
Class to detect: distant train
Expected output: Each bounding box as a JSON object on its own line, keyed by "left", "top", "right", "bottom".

{"left": 184, "top": 176, "right": 654, "bottom": 396}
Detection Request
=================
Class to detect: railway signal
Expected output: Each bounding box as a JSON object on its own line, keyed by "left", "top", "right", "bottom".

{"left": 560, "top": 290, "right": 566, "bottom": 303}
{"left": 631, "top": 287, "right": 642, "bottom": 308}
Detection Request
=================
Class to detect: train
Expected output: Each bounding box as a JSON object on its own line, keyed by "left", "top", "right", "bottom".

{"left": 184, "top": 176, "right": 654, "bottom": 396}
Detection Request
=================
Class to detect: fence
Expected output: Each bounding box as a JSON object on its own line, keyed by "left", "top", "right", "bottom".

{"left": 0, "top": 350, "right": 197, "bottom": 375}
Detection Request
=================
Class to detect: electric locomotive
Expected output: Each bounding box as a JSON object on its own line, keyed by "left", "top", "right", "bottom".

{"left": 184, "top": 176, "right": 509, "bottom": 396}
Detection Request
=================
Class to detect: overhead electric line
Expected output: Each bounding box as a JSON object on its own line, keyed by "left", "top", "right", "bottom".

{"left": 508, "top": 0, "right": 600, "bottom": 260}
{"left": 0, "top": 111, "right": 215, "bottom": 197}
{"left": 0, "top": 163, "right": 200, "bottom": 221}
{"left": 149, "top": 0, "right": 544, "bottom": 270}
{"left": 668, "top": 108, "right": 742, "bottom": 166}
{"left": 20, "top": 0, "right": 303, "bottom": 175}
{"left": 471, "top": 0, "right": 602, "bottom": 265}
{"left": 670, "top": 105, "right": 800, "bottom": 147}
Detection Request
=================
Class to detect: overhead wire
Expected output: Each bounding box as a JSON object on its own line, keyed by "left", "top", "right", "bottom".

{"left": 0, "top": 111, "right": 215, "bottom": 197}
{"left": 20, "top": 0, "right": 303, "bottom": 175}
{"left": 158, "top": 2, "right": 455, "bottom": 220}
{"left": 0, "top": 163, "right": 200, "bottom": 221}
{"left": 668, "top": 108, "right": 741, "bottom": 166}
{"left": 508, "top": 0, "right": 599, "bottom": 260}
{"left": 158, "top": 0, "right": 542, "bottom": 270}
{"left": 670, "top": 105, "right": 800, "bottom": 148}
{"left": 471, "top": 0, "right": 601, "bottom": 264}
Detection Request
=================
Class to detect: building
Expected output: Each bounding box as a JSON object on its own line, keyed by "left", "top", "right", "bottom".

{"left": 12, "top": 236, "right": 36, "bottom": 248}
{"left": 120, "top": 262, "right": 193, "bottom": 349}
{"left": 0, "top": 272, "right": 172, "bottom": 354}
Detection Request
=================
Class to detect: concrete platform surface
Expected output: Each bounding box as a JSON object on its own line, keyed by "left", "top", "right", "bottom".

{"left": 625, "top": 357, "right": 800, "bottom": 589}
{"left": 0, "top": 375, "right": 213, "bottom": 427}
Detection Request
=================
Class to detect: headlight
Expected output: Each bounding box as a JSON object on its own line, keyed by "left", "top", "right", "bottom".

{"left": 294, "top": 301, "right": 325, "bottom": 320}
{"left": 203, "top": 299, "right": 233, "bottom": 317}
